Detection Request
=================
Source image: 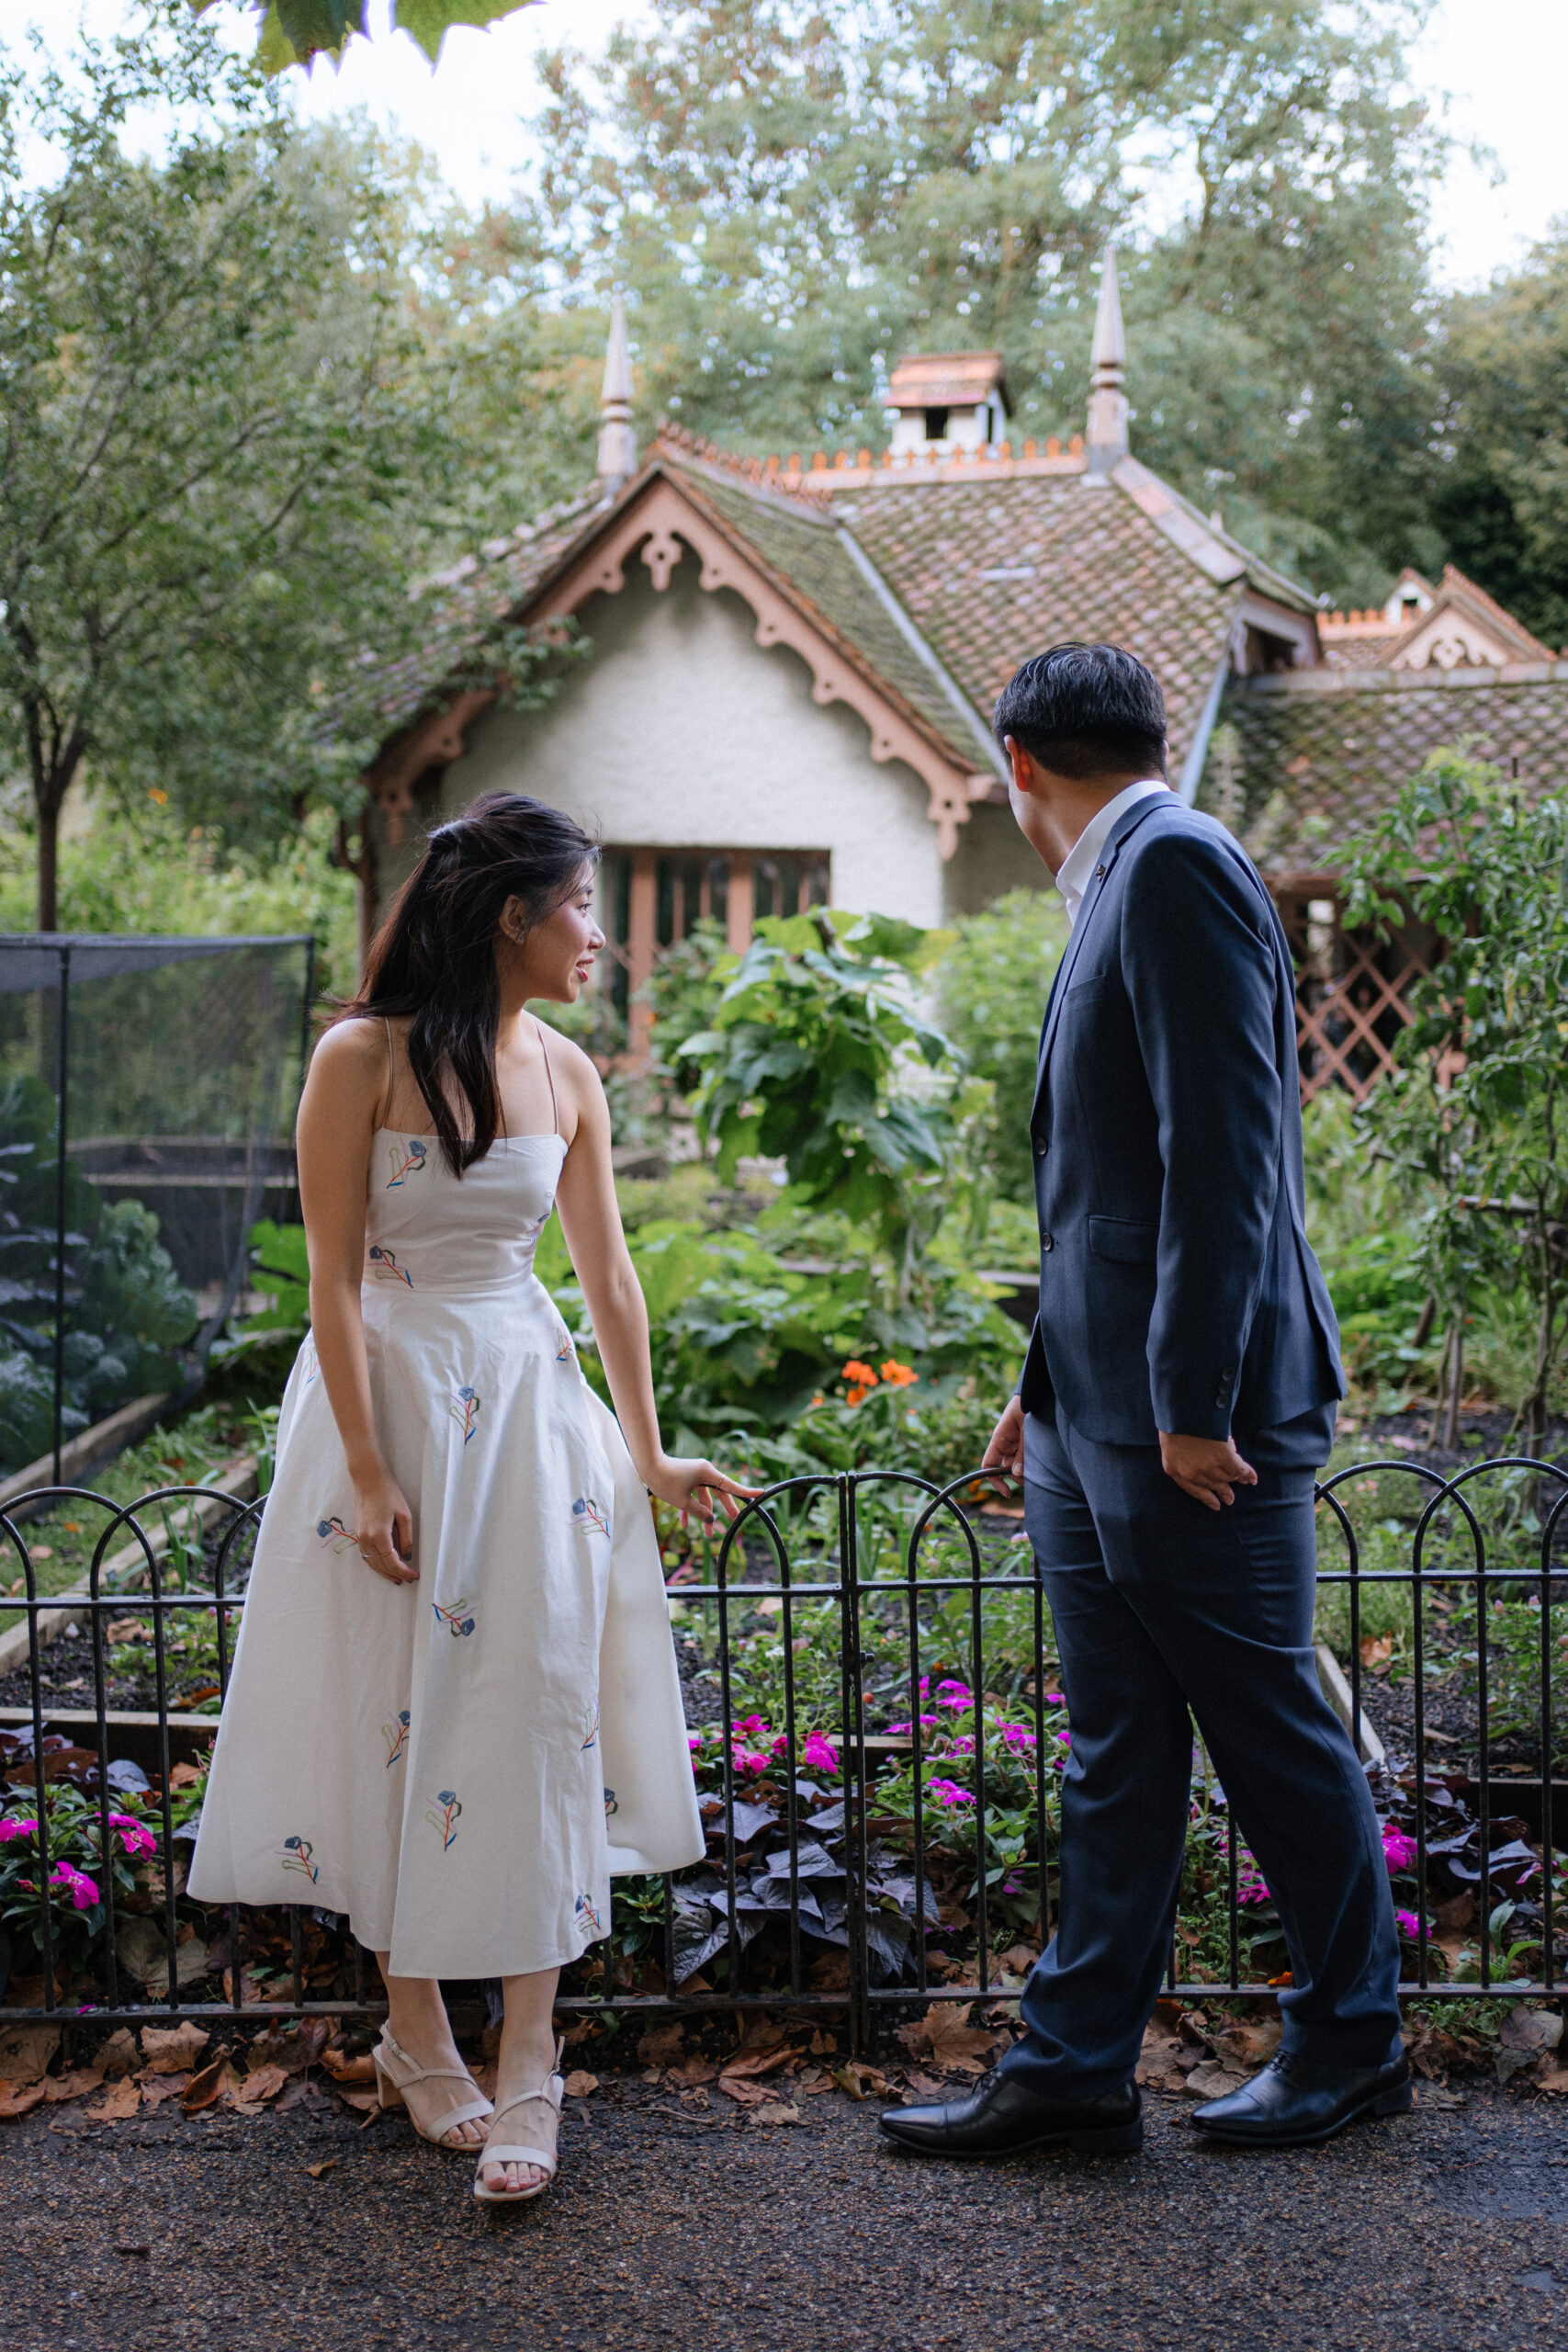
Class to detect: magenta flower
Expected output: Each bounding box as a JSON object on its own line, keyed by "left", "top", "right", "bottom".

{"left": 1381, "top": 1827, "right": 1418, "bottom": 1871}
{"left": 686, "top": 1733, "right": 704, "bottom": 1754}
{"left": 48, "top": 1862, "right": 99, "bottom": 1910}
{"left": 1044, "top": 1692, "right": 1065, "bottom": 1704}
{"left": 1055, "top": 1732, "right": 1072, "bottom": 1747}
{"left": 886, "top": 1715, "right": 940, "bottom": 1736}
{"left": 925, "top": 1777, "right": 976, "bottom": 1807}
{"left": 109, "top": 1814, "right": 156, "bottom": 1860}
{"left": 801, "top": 1731, "right": 840, "bottom": 1775}
{"left": 935, "top": 1681, "right": 973, "bottom": 1710}
{"left": 730, "top": 1713, "right": 771, "bottom": 1740}
{"left": 0, "top": 1816, "right": 39, "bottom": 1844}
{"left": 1394, "top": 1908, "right": 1423, "bottom": 1939}
{"left": 999, "top": 1724, "right": 1038, "bottom": 1750}
{"left": 947, "top": 1734, "right": 976, "bottom": 1755}
{"left": 731, "top": 1747, "right": 772, "bottom": 1775}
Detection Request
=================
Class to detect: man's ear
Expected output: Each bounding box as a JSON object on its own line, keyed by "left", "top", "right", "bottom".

{"left": 1003, "top": 734, "right": 1035, "bottom": 797}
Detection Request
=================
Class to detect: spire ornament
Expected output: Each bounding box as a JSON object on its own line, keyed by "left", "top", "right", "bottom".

{"left": 596, "top": 290, "right": 637, "bottom": 492}
{"left": 1085, "top": 248, "right": 1129, "bottom": 482}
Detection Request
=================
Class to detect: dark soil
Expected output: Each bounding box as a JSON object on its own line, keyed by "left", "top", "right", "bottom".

{"left": 6, "top": 2066, "right": 1568, "bottom": 2351}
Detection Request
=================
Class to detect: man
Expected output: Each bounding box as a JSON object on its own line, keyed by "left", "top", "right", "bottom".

{"left": 881, "top": 642, "right": 1404, "bottom": 2161}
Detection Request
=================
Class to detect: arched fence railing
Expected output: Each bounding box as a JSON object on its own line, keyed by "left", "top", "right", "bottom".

{"left": 1, "top": 1458, "right": 1562, "bottom": 2053}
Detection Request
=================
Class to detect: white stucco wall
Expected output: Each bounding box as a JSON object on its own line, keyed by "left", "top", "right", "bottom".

{"left": 433, "top": 553, "right": 952, "bottom": 928}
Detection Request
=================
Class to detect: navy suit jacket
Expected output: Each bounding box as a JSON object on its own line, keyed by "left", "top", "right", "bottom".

{"left": 1018, "top": 794, "right": 1344, "bottom": 1446}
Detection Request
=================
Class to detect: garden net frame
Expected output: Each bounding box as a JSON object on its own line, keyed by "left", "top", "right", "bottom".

{"left": 0, "top": 934, "right": 314, "bottom": 1480}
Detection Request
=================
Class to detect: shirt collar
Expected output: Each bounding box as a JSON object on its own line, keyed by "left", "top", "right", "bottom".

{"left": 1055, "top": 779, "right": 1172, "bottom": 926}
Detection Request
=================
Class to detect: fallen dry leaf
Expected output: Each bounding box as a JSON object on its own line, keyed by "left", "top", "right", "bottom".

{"left": 562, "top": 2071, "right": 598, "bottom": 2098}
{"left": 718, "top": 2043, "right": 795, "bottom": 2084}
{"left": 1359, "top": 1633, "right": 1394, "bottom": 1669}
{"left": 138, "top": 2074, "right": 190, "bottom": 2108}
{"left": 901, "top": 2070, "right": 946, "bottom": 2101}
{"left": 336, "top": 2087, "right": 380, "bottom": 2114}
{"left": 0, "top": 2078, "right": 49, "bottom": 2122}
{"left": 637, "top": 2023, "right": 684, "bottom": 2067}
{"left": 141, "top": 2021, "right": 209, "bottom": 2075}
{"left": 830, "top": 2064, "right": 863, "bottom": 2101}
{"left": 1213, "top": 2020, "right": 1281, "bottom": 2072}
{"left": 753, "top": 2100, "right": 803, "bottom": 2126}
{"left": 43, "top": 2067, "right": 106, "bottom": 2106}
{"left": 808, "top": 2029, "right": 839, "bottom": 2056}
{"left": 717, "top": 2075, "right": 775, "bottom": 2106}
{"left": 318, "top": 2046, "right": 377, "bottom": 2086}
{"left": 1182, "top": 2061, "right": 1235, "bottom": 2100}
{"left": 96, "top": 2030, "right": 139, "bottom": 2080}
{"left": 305, "top": 2160, "right": 337, "bottom": 2179}
{"left": 1535, "top": 2064, "right": 1568, "bottom": 2097}
{"left": 182, "top": 2057, "right": 240, "bottom": 2115}
{"left": 0, "top": 2024, "right": 60, "bottom": 2086}
{"left": 671, "top": 2055, "right": 720, "bottom": 2088}
{"left": 998, "top": 1943, "right": 1040, "bottom": 1975}
{"left": 233, "top": 2063, "right": 288, "bottom": 2107}
{"left": 897, "top": 2001, "right": 998, "bottom": 2076}
{"left": 85, "top": 2078, "right": 141, "bottom": 2124}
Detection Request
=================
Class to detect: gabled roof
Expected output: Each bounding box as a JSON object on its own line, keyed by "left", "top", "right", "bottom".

{"left": 886, "top": 351, "right": 1011, "bottom": 414}
{"left": 1319, "top": 563, "right": 1558, "bottom": 673}
{"left": 361, "top": 419, "right": 1323, "bottom": 854}
{"left": 1201, "top": 659, "right": 1568, "bottom": 877}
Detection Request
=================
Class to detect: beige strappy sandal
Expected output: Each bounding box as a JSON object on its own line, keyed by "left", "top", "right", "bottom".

{"left": 473, "top": 2040, "right": 564, "bottom": 2204}
{"left": 372, "top": 2028, "right": 493, "bottom": 2151}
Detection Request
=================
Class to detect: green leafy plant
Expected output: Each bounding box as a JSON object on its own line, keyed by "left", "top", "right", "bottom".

{"left": 196, "top": 1, "right": 539, "bottom": 74}
{"left": 1344, "top": 753, "right": 1568, "bottom": 1443}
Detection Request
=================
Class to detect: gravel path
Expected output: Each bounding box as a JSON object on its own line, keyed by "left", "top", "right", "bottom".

{"left": 6, "top": 2074, "right": 1568, "bottom": 2351}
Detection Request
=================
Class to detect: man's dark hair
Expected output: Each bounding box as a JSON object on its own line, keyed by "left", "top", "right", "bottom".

{"left": 993, "top": 641, "right": 1168, "bottom": 781}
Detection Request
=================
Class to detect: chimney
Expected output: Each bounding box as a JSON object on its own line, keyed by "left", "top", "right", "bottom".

{"left": 1084, "top": 248, "right": 1128, "bottom": 482}
{"left": 596, "top": 290, "right": 637, "bottom": 491}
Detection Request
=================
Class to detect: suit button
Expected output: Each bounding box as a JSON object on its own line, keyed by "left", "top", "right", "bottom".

{"left": 1041, "top": 1233, "right": 1055, "bottom": 1253}
{"left": 1033, "top": 1136, "right": 1048, "bottom": 1157}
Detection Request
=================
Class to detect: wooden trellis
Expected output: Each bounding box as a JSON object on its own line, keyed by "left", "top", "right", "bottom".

{"left": 1270, "top": 885, "right": 1437, "bottom": 1104}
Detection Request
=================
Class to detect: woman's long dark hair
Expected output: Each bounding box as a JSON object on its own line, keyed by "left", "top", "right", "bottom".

{"left": 344, "top": 792, "right": 599, "bottom": 1175}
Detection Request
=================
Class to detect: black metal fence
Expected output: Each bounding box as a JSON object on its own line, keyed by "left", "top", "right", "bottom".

{"left": 1, "top": 1455, "right": 1562, "bottom": 2053}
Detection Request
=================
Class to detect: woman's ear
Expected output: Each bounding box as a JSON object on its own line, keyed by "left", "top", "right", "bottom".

{"left": 498, "top": 893, "right": 528, "bottom": 946}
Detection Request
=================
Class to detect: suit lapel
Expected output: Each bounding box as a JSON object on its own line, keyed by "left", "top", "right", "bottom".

{"left": 1031, "top": 793, "right": 1175, "bottom": 1129}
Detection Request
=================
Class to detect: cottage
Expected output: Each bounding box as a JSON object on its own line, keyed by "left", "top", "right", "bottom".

{"left": 355, "top": 255, "right": 1568, "bottom": 1086}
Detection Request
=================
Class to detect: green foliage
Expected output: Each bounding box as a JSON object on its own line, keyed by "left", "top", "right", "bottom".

{"left": 1432, "top": 230, "right": 1568, "bottom": 652}
{"left": 1342, "top": 751, "right": 1568, "bottom": 1440}
{"left": 0, "top": 1074, "right": 196, "bottom": 1471}
{"left": 1301, "top": 1091, "right": 1431, "bottom": 1393}
{"left": 689, "top": 910, "right": 952, "bottom": 1270}
{"left": 637, "top": 916, "right": 734, "bottom": 1102}
{"left": 197, "top": 0, "right": 537, "bottom": 74}
{"left": 934, "top": 890, "right": 1065, "bottom": 1205}
{"left": 529, "top": 0, "right": 1444, "bottom": 603}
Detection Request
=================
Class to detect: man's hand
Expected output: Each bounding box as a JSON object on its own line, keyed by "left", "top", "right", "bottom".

{"left": 1159, "top": 1431, "right": 1258, "bottom": 1511}
{"left": 983, "top": 1395, "right": 1026, "bottom": 1483}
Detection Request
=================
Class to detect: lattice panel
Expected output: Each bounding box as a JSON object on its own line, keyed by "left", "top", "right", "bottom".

{"left": 1272, "top": 892, "right": 1435, "bottom": 1104}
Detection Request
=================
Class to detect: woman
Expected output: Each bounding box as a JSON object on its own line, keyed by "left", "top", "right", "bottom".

{"left": 190, "top": 793, "right": 750, "bottom": 2201}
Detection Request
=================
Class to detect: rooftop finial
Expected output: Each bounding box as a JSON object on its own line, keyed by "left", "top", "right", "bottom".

{"left": 596, "top": 290, "right": 637, "bottom": 491}
{"left": 1085, "top": 247, "right": 1128, "bottom": 482}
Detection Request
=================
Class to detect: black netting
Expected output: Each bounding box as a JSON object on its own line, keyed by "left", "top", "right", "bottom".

{"left": 0, "top": 934, "right": 313, "bottom": 1476}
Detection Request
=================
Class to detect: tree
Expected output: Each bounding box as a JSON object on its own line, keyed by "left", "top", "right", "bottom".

{"left": 935, "top": 890, "right": 1065, "bottom": 1204}
{"left": 523, "top": 0, "right": 1444, "bottom": 604}
{"left": 195, "top": 2, "right": 539, "bottom": 74}
{"left": 0, "top": 9, "right": 467, "bottom": 928}
{"left": 1431, "top": 232, "right": 1568, "bottom": 654}
{"left": 1342, "top": 752, "right": 1568, "bottom": 1448}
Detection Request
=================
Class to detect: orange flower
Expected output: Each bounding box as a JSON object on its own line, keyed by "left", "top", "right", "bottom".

{"left": 841, "top": 1360, "right": 878, "bottom": 1386}
{"left": 878, "top": 1359, "right": 918, "bottom": 1388}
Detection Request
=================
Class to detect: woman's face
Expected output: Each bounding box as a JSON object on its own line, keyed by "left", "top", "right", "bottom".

{"left": 502, "top": 864, "right": 604, "bottom": 1003}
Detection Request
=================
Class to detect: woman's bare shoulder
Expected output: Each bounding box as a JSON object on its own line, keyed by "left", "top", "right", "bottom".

{"left": 304, "top": 1016, "right": 390, "bottom": 1107}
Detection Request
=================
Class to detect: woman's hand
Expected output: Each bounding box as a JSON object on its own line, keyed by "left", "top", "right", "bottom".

{"left": 641, "top": 1454, "right": 761, "bottom": 1533}
{"left": 352, "top": 1461, "right": 417, "bottom": 1584}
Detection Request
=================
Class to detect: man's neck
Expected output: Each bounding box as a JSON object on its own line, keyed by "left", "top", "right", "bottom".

{"left": 1029, "top": 773, "right": 1165, "bottom": 877}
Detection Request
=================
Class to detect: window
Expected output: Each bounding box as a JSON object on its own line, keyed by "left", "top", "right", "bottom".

{"left": 596, "top": 848, "right": 829, "bottom": 1032}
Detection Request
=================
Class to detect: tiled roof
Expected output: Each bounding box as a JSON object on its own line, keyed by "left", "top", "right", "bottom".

{"left": 1201, "top": 662, "right": 1568, "bottom": 876}
{"left": 658, "top": 454, "right": 985, "bottom": 764}
{"left": 824, "top": 458, "right": 1260, "bottom": 782}
{"left": 372, "top": 486, "right": 614, "bottom": 733}
{"left": 887, "top": 352, "right": 1009, "bottom": 410}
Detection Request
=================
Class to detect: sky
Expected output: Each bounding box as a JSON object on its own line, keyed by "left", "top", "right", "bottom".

{"left": 19, "top": 1, "right": 1568, "bottom": 291}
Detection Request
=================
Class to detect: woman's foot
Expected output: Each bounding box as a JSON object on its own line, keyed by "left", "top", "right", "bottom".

{"left": 374, "top": 2023, "right": 491, "bottom": 2151}
{"left": 476, "top": 2035, "right": 563, "bottom": 2199}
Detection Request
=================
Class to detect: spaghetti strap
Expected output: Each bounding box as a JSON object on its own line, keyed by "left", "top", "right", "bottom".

{"left": 383, "top": 1017, "right": 395, "bottom": 1124}
{"left": 535, "top": 1015, "right": 560, "bottom": 1139}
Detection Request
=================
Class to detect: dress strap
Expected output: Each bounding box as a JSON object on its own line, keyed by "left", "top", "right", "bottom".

{"left": 383, "top": 1017, "right": 395, "bottom": 1125}
{"left": 535, "top": 1015, "right": 560, "bottom": 1139}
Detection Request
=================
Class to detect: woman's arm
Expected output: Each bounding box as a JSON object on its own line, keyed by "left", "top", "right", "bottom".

{"left": 295, "top": 1021, "right": 417, "bottom": 1584}
{"left": 552, "top": 1048, "right": 753, "bottom": 1527}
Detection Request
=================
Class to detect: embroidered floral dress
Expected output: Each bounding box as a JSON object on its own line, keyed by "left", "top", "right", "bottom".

{"left": 188, "top": 1124, "right": 704, "bottom": 1979}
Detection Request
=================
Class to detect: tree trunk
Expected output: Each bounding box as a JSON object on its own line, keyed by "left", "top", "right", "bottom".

{"left": 35, "top": 797, "right": 60, "bottom": 933}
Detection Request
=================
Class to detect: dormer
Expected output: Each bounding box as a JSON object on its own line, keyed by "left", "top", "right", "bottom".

{"left": 886, "top": 351, "right": 1012, "bottom": 455}
{"left": 1382, "top": 568, "right": 1435, "bottom": 628}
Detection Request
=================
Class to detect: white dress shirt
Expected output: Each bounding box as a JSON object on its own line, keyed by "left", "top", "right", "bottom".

{"left": 1055, "top": 779, "right": 1172, "bottom": 927}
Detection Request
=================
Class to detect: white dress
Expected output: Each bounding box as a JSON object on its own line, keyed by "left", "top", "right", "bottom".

{"left": 188, "top": 1103, "right": 704, "bottom": 1979}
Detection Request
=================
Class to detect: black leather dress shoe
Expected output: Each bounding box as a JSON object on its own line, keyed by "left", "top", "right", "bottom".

{"left": 878, "top": 2072, "right": 1142, "bottom": 2160}
{"left": 1191, "top": 2050, "right": 1413, "bottom": 2148}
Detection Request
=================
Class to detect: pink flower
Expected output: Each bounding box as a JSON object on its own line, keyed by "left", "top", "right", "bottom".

{"left": 886, "top": 1715, "right": 940, "bottom": 1736}
{"left": 730, "top": 1713, "right": 771, "bottom": 1740}
{"left": 48, "top": 1862, "right": 99, "bottom": 1910}
{"left": 925, "top": 1777, "right": 975, "bottom": 1807}
{"left": 999, "top": 1724, "right": 1038, "bottom": 1750}
{"left": 935, "top": 1681, "right": 973, "bottom": 1710}
{"left": 801, "top": 1731, "right": 840, "bottom": 1775}
{"left": 109, "top": 1814, "right": 156, "bottom": 1860}
{"left": 1044, "top": 1692, "right": 1065, "bottom": 1704}
{"left": 1382, "top": 1827, "right": 1418, "bottom": 1871}
{"left": 947, "top": 1734, "right": 976, "bottom": 1755}
{"left": 0, "top": 1816, "right": 39, "bottom": 1844}
{"left": 1394, "top": 1908, "right": 1423, "bottom": 1939}
{"left": 731, "top": 1747, "right": 772, "bottom": 1775}
{"left": 1055, "top": 1732, "right": 1071, "bottom": 1746}
{"left": 771, "top": 1734, "right": 789, "bottom": 1759}
{"left": 686, "top": 1733, "right": 704, "bottom": 1754}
